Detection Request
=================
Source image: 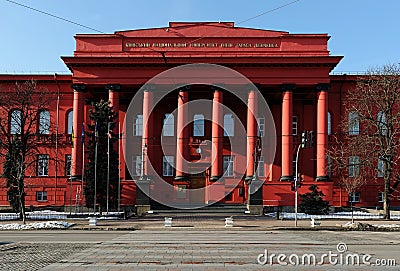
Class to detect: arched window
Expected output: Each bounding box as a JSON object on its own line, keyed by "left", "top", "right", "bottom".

{"left": 193, "top": 114, "right": 204, "bottom": 136}
{"left": 39, "top": 110, "right": 50, "bottom": 134}
{"left": 163, "top": 113, "right": 174, "bottom": 136}
{"left": 10, "top": 109, "right": 22, "bottom": 135}
{"left": 327, "top": 112, "right": 331, "bottom": 135}
{"left": 348, "top": 111, "right": 359, "bottom": 135}
{"left": 67, "top": 110, "right": 73, "bottom": 135}
{"left": 224, "top": 114, "right": 234, "bottom": 136}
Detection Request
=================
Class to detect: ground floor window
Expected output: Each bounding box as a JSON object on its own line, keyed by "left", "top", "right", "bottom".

{"left": 163, "top": 156, "right": 174, "bottom": 176}
{"left": 65, "top": 154, "right": 71, "bottom": 176}
{"left": 36, "top": 191, "right": 48, "bottom": 202}
{"left": 349, "top": 192, "right": 360, "bottom": 203}
{"left": 378, "top": 192, "right": 384, "bottom": 203}
{"left": 223, "top": 156, "right": 234, "bottom": 177}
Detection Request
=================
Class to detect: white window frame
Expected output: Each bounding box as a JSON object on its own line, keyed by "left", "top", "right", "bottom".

{"left": 65, "top": 154, "right": 71, "bottom": 176}
{"left": 378, "top": 192, "right": 384, "bottom": 203}
{"left": 193, "top": 114, "right": 205, "bottom": 136}
{"left": 134, "top": 114, "right": 143, "bottom": 136}
{"left": 348, "top": 111, "right": 359, "bottom": 135}
{"left": 223, "top": 156, "right": 234, "bottom": 177}
{"left": 36, "top": 191, "right": 48, "bottom": 202}
{"left": 10, "top": 109, "right": 22, "bottom": 135}
{"left": 223, "top": 114, "right": 234, "bottom": 136}
{"left": 37, "top": 154, "right": 49, "bottom": 176}
{"left": 163, "top": 113, "right": 174, "bottom": 136}
{"left": 377, "top": 111, "right": 387, "bottom": 135}
{"left": 348, "top": 156, "right": 360, "bottom": 177}
{"left": 292, "top": 116, "right": 298, "bottom": 135}
{"left": 67, "top": 110, "right": 73, "bottom": 134}
{"left": 39, "top": 110, "right": 50, "bottom": 134}
{"left": 349, "top": 192, "right": 360, "bottom": 203}
{"left": 133, "top": 155, "right": 142, "bottom": 176}
{"left": 163, "top": 156, "right": 174, "bottom": 176}
{"left": 257, "top": 117, "right": 265, "bottom": 137}
{"left": 327, "top": 112, "right": 332, "bottom": 135}
{"left": 257, "top": 156, "right": 265, "bottom": 177}
{"left": 377, "top": 158, "right": 384, "bottom": 177}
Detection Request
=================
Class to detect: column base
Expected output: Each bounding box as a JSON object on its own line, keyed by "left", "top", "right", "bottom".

{"left": 280, "top": 175, "right": 293, "bottom": 182}
{"left": 70, "top": 175, "right": 82, "bottom": 181}
{"left": 244, "top": 175, "right": 254, "bottom": 182}
{"left": 315, "top": 175, "right": 331, "bottom": 182}
{"left": 174, "top": 175, "right": 189, "bottom": 182}
{"left": 135, "top": 205, "right": 151, "bottom": 217}
{"left": 210, "top": 176, "right": 224, "bottom": 182}
{"left": 246, "top": 204, "right": 264, "bottom": 216}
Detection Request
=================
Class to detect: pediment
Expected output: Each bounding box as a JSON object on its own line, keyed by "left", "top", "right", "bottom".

{"left": 115, "top": 22, "right": 289, "bottom": 38}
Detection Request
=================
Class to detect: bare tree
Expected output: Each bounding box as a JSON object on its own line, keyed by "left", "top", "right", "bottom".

{"left": 331, "top": 64, "right": 400, "bottom": 220}
{"left": 329, "top": 136, "right": 370, "bottom": 223}
{"left": 0, "top": 81, "right": 54, "bottom": 224}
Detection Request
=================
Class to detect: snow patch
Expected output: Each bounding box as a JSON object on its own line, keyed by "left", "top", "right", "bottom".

{"left": 0, "top": 221, "right": 74, "bottom": 230}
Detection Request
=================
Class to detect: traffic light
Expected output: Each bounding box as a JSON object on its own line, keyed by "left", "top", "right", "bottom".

{"left": 309, "top": 131, "right": 315, "bottom": 148}
{"left": 301, "top": 131, "right": 308, "bottom": 148}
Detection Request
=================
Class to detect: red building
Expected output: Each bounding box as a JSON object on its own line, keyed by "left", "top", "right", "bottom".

{"left": 0, "top": 22, "right": 398, "bottom": 213}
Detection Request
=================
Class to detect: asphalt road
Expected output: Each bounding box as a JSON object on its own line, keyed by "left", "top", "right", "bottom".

{"left": 0, "top": 230, "right": 399, "bottom": 270}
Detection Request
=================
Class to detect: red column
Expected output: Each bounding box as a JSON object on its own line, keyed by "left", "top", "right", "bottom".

{"left": 107, "top": 84, "right": 124, "bottom": 179}
{"left": 316, "top": 84, "right": 330, "bottom": 181}
{"left": 71, "top": 84, "right": 86, "bottom": 179}
{"left": 175, "top": 88, "right": 189, "bottom": 181}
{"left": 245, "top": 89, "right": 258, "bottom": 181}
{"left": 142, "top": 90, "right": 153, "bottom": 177}
{"left": 211, "top": 89, "right": 223, "bottom": 181}
{"left": 280, "top": 84, "right": 295, "bottom": 181}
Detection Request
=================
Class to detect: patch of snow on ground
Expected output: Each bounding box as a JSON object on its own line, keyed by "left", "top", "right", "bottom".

{"left": 0, "top": 221, "right": 74, "bottom": 230}
{"left": 266, "top": 211, "right": 400, "bottom": 220}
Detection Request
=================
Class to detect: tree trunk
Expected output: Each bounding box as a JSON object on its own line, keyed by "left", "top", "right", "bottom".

{"left": 384, "top": 177, "right": 391, "bottom": 220}
{"left": 351, "top": 200, "right": 354, "bottom": 224}
{"left": 19, "top": 197, "right": 26, "bottom": 224}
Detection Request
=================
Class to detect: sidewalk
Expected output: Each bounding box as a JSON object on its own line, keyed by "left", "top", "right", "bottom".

{"left": 64, "top": 214, "right": 400, "bottom": 231}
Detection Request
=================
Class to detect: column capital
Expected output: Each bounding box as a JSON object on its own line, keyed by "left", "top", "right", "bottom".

{"left": 211, "top": 85, "right": 226, "bottom": 92}
{"left": 177, "top": 85, "right": 191, "bottom": 92}
{"left": 316, "top": 83, "right": 330, "bottom": 92}
{"left": 71, "top": 84, "right": 87, "bottom": 92}
{"left": 280, "top": 84, "right": 296, "bottom": 92}
{"left": 105, "top": 84, "right": 121, "bottom": 92}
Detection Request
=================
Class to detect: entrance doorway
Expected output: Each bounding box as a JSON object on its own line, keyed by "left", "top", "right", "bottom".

{"left": 190, "top": 175, "right": 206, "bottom": 204}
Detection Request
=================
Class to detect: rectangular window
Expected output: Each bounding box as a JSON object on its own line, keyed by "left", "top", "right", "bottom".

{"left": 223, "top": 114, "right": 234, "bottom": 136}
{"left": 223, "top": 156, "right": 234, "bottom": 177}
{"left": 36, "top": 191, "right": 48, "bottom": 202}
{"left": 378, "top": 192, "right": 384, "bottom": 203}
{"left": 377, "top": 111, "right": 387, "bottom": 135}
{"left": 257, "top": 117, "right": 265, "bottom": 137}
{"left": 377, "top": 158, "right": 384, "bottom": 177}
{"left": 37, "top": 154, "right": 49, "bottom": 176}
{"left": 133, "top": 155, "right": 142, "bottom": 176}
{"left": 134, "top": 114, "right": 143, "bottom": 136}
{"left": 65, "top": 154, "right": 71, "bottom": 176}
{"left": 193, "top": 114, "right": 205, "bottom": 136}
{"left": 163, "top": 156, "right": 174, "bottom": 176}
{"left": 349, "top": 192, "right": 360, "bottom": 203}
{"left": 348, "top": 111, "right": 359, "bottom": 135}
{"left": 163, "top": 113, "right": 174, "bottom": 136}
{"left": 292, "top": 116, "right": 298, "bottom": 135}
{"left": 327, "top": 155, "right": 332, "bottom": 177}
{"left": 348, "top": 156, "right": 360, "bottom": 177}
{"left": 257, "top": 156, "right": 265, "bottom": 177}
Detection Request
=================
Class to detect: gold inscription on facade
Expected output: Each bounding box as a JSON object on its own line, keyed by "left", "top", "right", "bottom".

{"left": 125, "top": 42, "right": 279, "bottom": 49}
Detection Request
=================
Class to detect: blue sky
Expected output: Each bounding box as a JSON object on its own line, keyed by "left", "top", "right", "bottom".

{"left": 0, "top": 0, "right": 399, "bottom": 73}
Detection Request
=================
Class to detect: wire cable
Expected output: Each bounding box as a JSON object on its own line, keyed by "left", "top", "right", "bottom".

{"left": 3, "top": 0, "right": 105, "bottom": 34}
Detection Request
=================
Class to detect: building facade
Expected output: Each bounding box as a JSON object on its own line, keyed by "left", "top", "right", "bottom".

{"left": 0, "top": 22, "right": 398, "bottom": 212}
